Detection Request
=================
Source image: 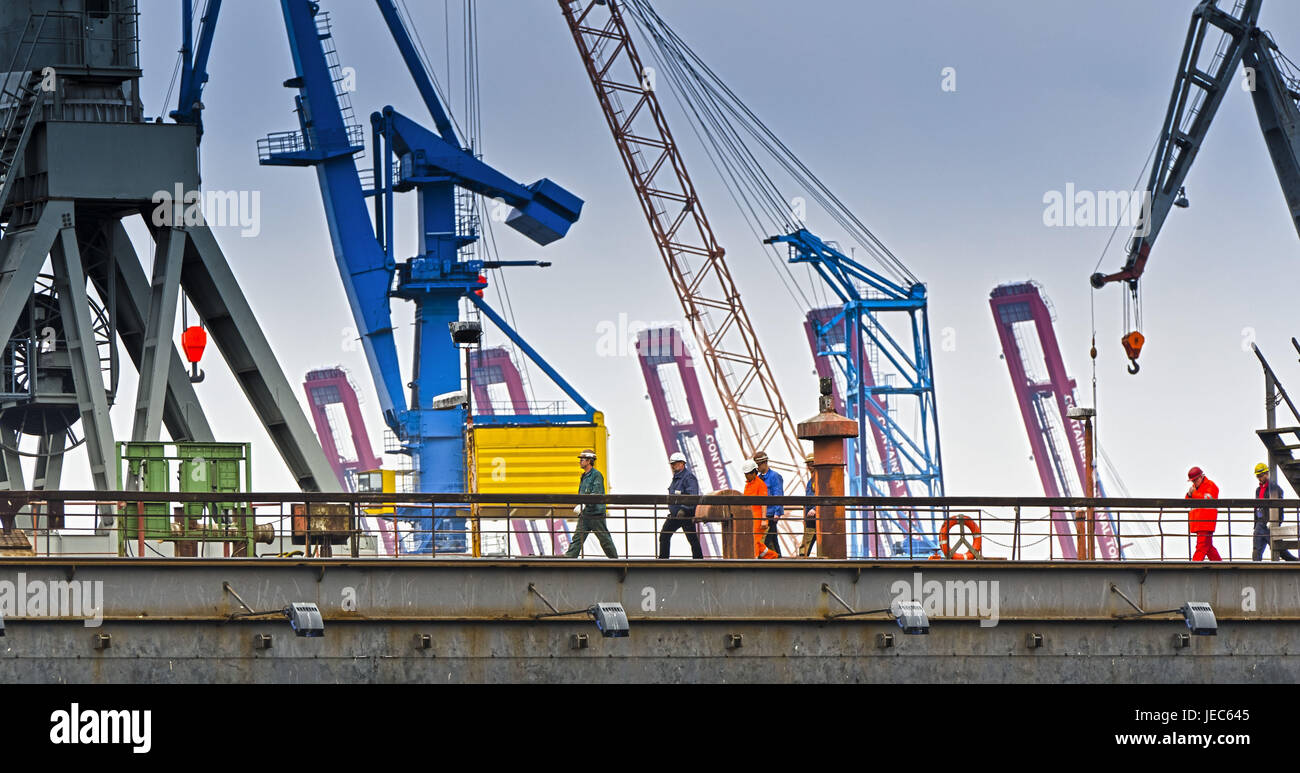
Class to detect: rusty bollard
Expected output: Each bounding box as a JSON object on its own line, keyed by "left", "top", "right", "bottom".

{"left": 796, "top": 378, "right": 858, "bottom": 559}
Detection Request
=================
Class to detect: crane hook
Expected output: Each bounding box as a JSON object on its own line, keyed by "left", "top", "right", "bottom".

{"left": 1121, "top": 330, "right": 1145, "bottom": 376}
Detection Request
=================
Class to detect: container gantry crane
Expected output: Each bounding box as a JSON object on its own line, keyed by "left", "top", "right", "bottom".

{"left": 635, "top": 326, "right": 729, "bottom": 558}
{"left": 264, "top": 0, "right": 591, "bottom": 552}
{"left": 303, "top": 367, "right": 382, "bottom": 491}
{"left": 990, "top": 283, "right": 1120, "bottom": 559}
{"left": 1091, "top": 0, "right": 1300, "bottom": 373}
{"left": 303, "top": 366, "right": 398, "bottom": 554}
{"left": 636, "top": 326, "right": 730, "bottom": 493}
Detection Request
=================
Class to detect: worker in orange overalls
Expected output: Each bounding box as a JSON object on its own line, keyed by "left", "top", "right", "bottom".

{"left": 742, "top": 459, "right": 777, "bottom": 559}
{"left": 1185, "top": 466, "right": 1222, "bottom": 561}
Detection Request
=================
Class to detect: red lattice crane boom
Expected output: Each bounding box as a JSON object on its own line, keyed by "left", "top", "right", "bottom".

{"left": 559, "top": 0, "right": 806, "bottom": 483}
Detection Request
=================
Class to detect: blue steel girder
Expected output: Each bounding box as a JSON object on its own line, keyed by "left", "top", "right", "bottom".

{"left": 171, "top": 0, "right": 224, "bottom": 132}
{"left": 273, "top": 0, "right": 408, "bottom": 431}
{"left": 269, "top": 0, "right": 586, "bottom": 554}
{"left": 810, "top": 309, "right": 936, "bottom": 472}
{"left": 375, "top": 108, "right": 582, "bottom": 250}
{"left": 373, "top": 0, "right": 459, "bottom": 145}
{"left": 811, "top": 324, "right": 931, "bottom": 553}
{"left": 854, "top": 302, "right": 923, "bottom": 387}
{"left": 810, "top": 333, "right": 940, "bottom": 508}
{"left": 767, "top": 229, "right": 912, "bottom": 300}
{"left": 784, "top": 224, "right": 944, "bottom": 558}
{"left": 468, "top": 294, "right": 596, "bottom": 421}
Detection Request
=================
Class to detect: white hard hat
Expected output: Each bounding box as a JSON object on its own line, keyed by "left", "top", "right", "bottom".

{"left": 741, "top": 459, "right": 758, "bottom": 474}
{"left": 668, "top": 452, "right": 687, "bottom": 464}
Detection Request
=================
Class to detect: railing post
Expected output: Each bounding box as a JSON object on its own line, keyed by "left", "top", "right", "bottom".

{"left": 1115, "top": 509, "right": 1123, "bottom": 561}
{"left": 1158, "top": 507, "right": 1165, "bottom": 562}
{"left": 1012, "top": 505, "right": 1021, "bottom": 561}
{"left": 350, "top": 501, "right": 359, "bottom": 559}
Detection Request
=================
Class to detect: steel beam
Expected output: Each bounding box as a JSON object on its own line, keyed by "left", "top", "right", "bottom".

{"left": 3, "top": 619, "right": 1298, "bottom": 684}
{"left": 0, "top": 560, "right": 1297, "bottom": 683}
{"left": 129, "top": 227, "right": 187, "bottom": 441}
{"left": 0, "top": 426, "right": 23, "bottom": 493}
{"left": 0, "top": 201, "right": 66, "bottom": 356}
{"left": 0, "top": 559, "right": 1295, "bottom": 621}
{"left": 31, "top": 434, "right": 65, "bottom": 493}
{"left": 96, "top": 221, "right": 213, "bottom": 444}
{"left": 49, "top": 218, "right": 116, "bottom": 495}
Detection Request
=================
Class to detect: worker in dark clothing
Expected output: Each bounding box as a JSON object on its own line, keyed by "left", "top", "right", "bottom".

{"left": 798, "top": 453, "right": 817, "bottom": 557}
{"left": 659, "top": 452, "right": 703, "bottom": 559}
{"left": 564, "top": 449, "right": 618, "bottom": 558}
{"left": 1253, "top": 462, "right": 1297, "bottom": 561}
{"left": 754, "top": 451, "right": 783, "bottom": 556}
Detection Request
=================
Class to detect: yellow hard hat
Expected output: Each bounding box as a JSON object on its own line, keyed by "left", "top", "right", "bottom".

{"left": 1255, "top": 462, "right": 1269, "bottom": 476}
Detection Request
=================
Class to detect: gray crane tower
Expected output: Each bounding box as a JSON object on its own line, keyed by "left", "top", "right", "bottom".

{"left": 0, "top": 0, "right": 337, "bottom": 527}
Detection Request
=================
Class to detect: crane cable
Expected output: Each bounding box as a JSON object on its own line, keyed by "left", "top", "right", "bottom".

{"left": 397, "top": 0, "right": 468, "bottom": 142}
{"left": 391, "top": 0, "right": 539, "bottom": 406}
{"left": 621, "top": 0, "right": 918, "bottom": 290}
{"left": 617, "top": 3, "right": 812, "bottom": 312}
{"left": 1088, "top": 125, "right": 1161, "bottom": 495}
{"left": 627, "top": 0, "right": 918, "bottom": 287}
{"left": 159, "top": 0, "right": 202, "bottom": 117}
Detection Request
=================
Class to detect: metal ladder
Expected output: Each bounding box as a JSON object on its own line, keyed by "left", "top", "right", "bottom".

{"left": 1255, "top": 426, "right": 1300, "bottom": 557}
{"left": 0, "top": 72, "right": 46, "bottom": 220}
{"left": 1258, "top": 427, "right": 1300, "bottom": 494}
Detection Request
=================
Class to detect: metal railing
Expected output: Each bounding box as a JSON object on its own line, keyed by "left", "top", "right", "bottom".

{"left": 257, "top": 124, "right": 365, "bottom": 162}
{"left": 1, "top": 9, "right": 140, "bottom": 76}
{"left": 2, "top": 491, "right": 1298, "bottom": 563}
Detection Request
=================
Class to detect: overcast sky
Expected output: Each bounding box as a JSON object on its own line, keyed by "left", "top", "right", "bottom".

{"left": 53, "top": 0, "right": 1300, "bottom": 517}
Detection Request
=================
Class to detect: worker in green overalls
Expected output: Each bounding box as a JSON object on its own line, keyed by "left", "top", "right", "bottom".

{"left": 564, "top": 449, "right": 619, "bottom": 558}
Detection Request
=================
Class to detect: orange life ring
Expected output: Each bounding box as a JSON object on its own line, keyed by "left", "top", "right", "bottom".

{"left": 939, "top": 515, "right": 983, "bottom": 560}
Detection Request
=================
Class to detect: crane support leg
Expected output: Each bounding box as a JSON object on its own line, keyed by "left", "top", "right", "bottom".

{"left": 96, "top": 221, "right": 214, "bottom": 443}
{"left": 50, "top": 217, "right": 117, "bottom": 495}
{"left": 1244, "top": 32, "right": 1300, "bottom": 239}
{"left": 130, "top": 227, "right": 187, "bottom": 442}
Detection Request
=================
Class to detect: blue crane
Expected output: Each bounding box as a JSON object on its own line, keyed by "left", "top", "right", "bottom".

{"left": 766, "top": 229, "right": 943, "bottom": 557}
{"left": 261, "top": 0, "right": 586, "bottom": 552}
{"left": 169, "top": 0, "right": 223, "bottom": 137}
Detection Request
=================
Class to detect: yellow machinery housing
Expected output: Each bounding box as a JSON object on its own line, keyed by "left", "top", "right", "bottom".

{"left": 350, "top": 415, "right": 609, "bottom": 556}
{"left": 472, "top": 412, "right": 609, "bottom": 495}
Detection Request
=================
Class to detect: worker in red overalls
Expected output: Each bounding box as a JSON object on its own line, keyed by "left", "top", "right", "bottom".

{"left": 742, "top": 460, "right": 777, "bottom": 559}
{"left": 1185, "top": 466, "right": 1222, "bottom": 561}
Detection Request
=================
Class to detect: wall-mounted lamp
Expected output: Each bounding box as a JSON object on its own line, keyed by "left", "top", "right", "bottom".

{"left": 224, "top": 582, "right": 325, "bottom": 638}
{"left": 529, "top": 583, "right": 629, "bottom": 638}
{"left": 822, "top": 583, "right": 930, "bottom": 634}
{"left": 1110, "top": 584, "right": 1216, "bottom": 635}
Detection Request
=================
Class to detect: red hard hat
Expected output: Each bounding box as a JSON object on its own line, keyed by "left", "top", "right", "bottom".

{"left": 1187, "top": 466, "right": 1203, "bottom": 481}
